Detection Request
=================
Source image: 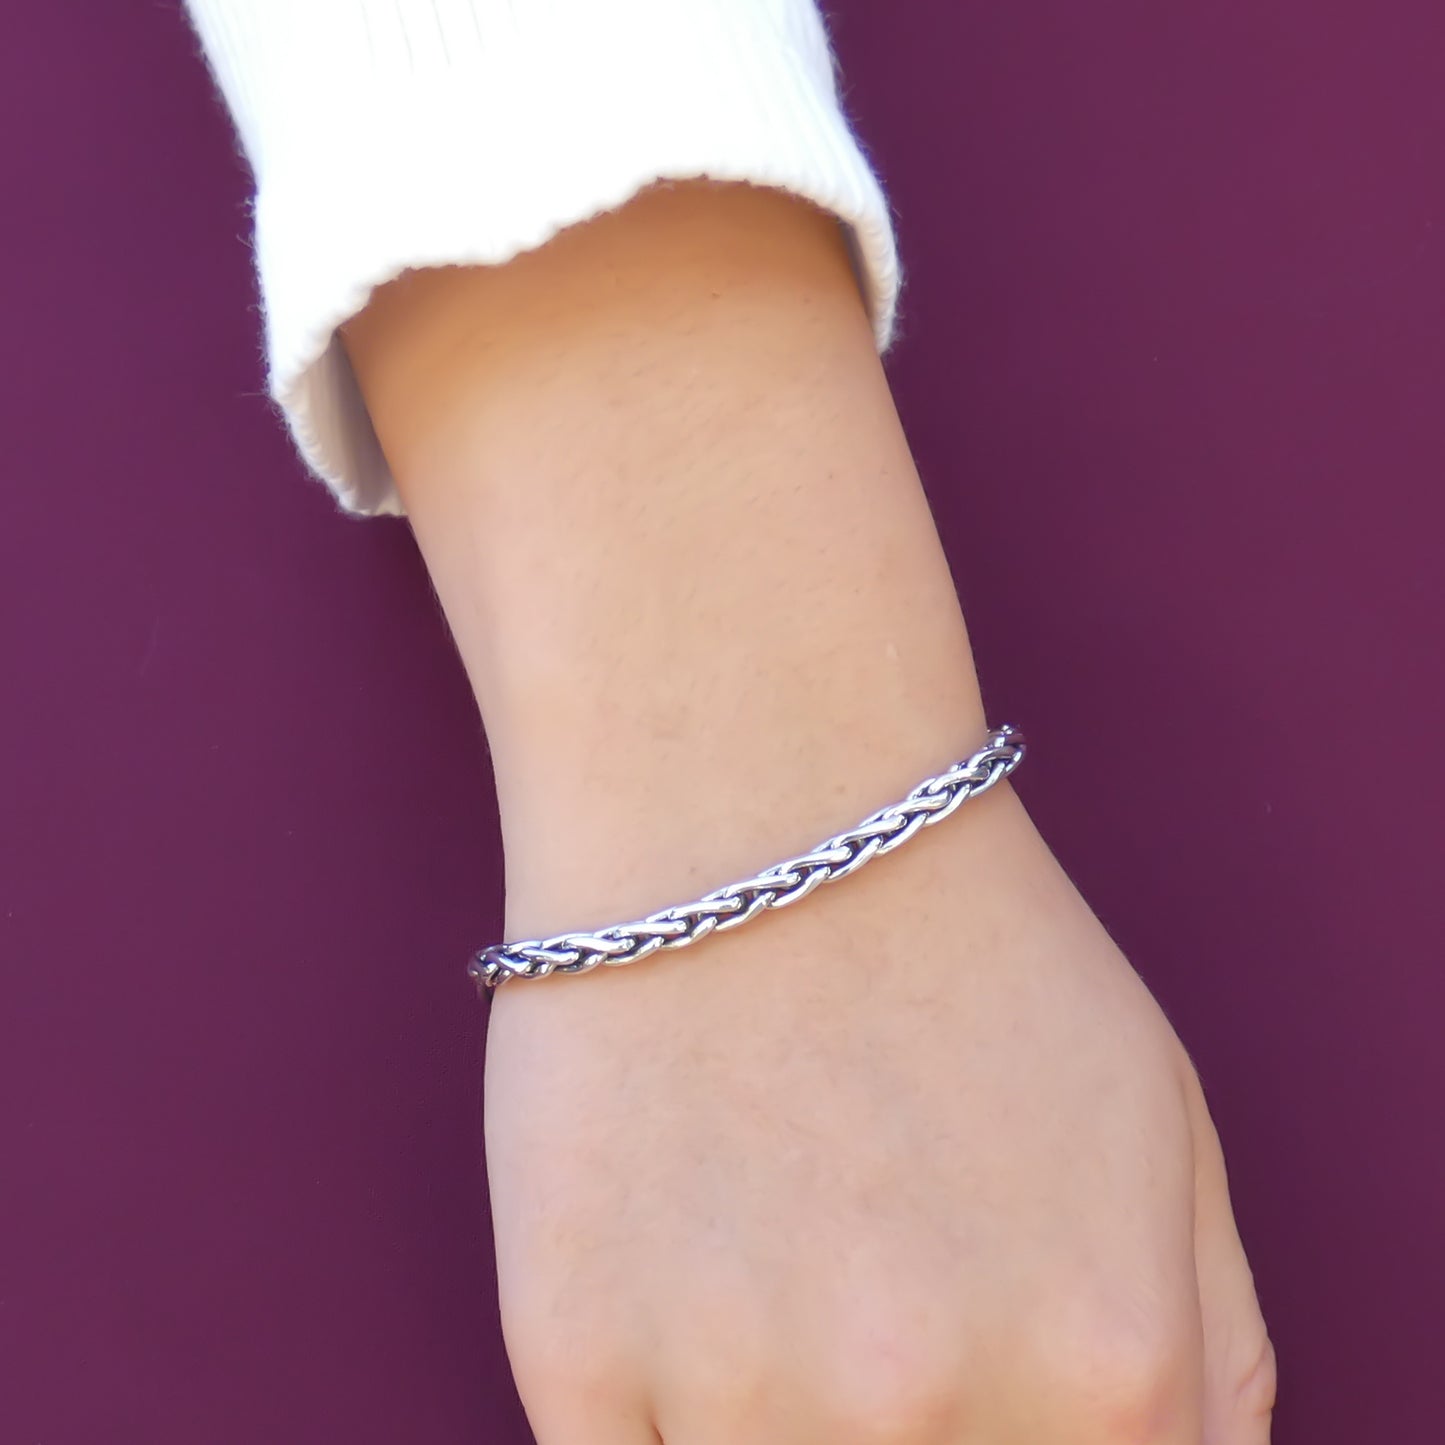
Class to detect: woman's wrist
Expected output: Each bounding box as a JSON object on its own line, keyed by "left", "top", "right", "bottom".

{"left": 343, "top": 180, "right": 991, "bottom": 939}
{"left": 494, "top": 673, "right": 993, "bottom": 947}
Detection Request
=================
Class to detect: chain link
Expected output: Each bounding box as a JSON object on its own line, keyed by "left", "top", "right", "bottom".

{"left": 468, "top": 725, "right": 1026, "bottom": 990}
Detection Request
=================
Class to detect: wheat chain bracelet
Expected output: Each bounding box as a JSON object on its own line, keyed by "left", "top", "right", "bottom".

{"left": 468, "top": 725, "right": 1026, "bottom": 990}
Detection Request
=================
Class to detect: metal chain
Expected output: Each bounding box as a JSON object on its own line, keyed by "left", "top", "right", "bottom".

{"left": 468, "top": 725, "right": 1026, "bottom": 990}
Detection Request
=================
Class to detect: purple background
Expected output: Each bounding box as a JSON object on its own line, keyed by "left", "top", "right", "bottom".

{"left": 2, "top": 2, "right": 1440, "bottom": 1440}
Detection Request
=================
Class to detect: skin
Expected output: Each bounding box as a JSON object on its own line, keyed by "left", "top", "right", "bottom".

{"left": 343, "top": 179, "right": 1275, "bottom": 1443}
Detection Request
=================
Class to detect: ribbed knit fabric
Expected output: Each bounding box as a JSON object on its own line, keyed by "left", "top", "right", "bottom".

{"left": 186, "top": 0, "right": 901, "bottom": 517}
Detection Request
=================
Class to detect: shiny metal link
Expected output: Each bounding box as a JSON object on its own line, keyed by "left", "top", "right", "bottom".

{"left": 468, "top": 725, "right": 1026, "bottom": 990}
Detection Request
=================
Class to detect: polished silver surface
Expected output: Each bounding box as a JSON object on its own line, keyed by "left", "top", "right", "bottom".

{"left": 469, "top": 725, "right": 1026, "bottom": 990}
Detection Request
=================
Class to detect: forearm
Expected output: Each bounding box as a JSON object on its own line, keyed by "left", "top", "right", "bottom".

{"left": 343, "top": 180, "right": 990, "bottom": 941}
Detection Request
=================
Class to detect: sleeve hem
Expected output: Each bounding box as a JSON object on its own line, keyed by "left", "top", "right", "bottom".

{"left": 197, "top": 0, "right": 902, "bottom": 517}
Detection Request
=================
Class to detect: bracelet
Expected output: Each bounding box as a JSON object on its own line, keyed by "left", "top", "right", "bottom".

{"left": 468, "top": 725, "right": 1025, "bottom": 990}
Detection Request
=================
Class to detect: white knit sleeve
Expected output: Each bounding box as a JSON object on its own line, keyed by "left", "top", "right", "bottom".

{"left": 186, "top": 0, "right": 901, "bottom": 517}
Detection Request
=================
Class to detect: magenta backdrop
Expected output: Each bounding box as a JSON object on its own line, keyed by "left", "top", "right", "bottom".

{"left": 2, "top": 3, "right": 1440, "bottom": 1441}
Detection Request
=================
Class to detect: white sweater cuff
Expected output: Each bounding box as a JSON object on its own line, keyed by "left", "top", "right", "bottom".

{"left": 188, "top": 0, "right": 902, "bottom": 517}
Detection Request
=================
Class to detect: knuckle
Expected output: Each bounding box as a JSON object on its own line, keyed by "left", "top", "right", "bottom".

{"left": 1233, "top": 1331, "right": 1278, "bottom": 1421}
{"left": 819, "top": 1343, "right": 960, "bottom": 1441}
{"left": 1038, "top": 1302, "right": 1192, "bottom": 1441}
{"left": 503, "top": 1313, "right": 634, "bottom": 1412}
{"left": 829, "top": 1385, "right": 958, "bottom": 1441}
{"left": 675, "top": 1342, "right": 774, "bottom": 1421}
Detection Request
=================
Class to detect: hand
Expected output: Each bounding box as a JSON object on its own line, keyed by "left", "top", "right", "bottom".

{"left": 340, "top": 175, "right": 1274, "bottom": 1442}
{"left": 483, "top": 787, "right": 1275, "bottom": 1444}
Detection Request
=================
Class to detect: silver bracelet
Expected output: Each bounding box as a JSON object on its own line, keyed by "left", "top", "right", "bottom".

{"left": 469, "top": 725, "right": 1025, "bottom": 990}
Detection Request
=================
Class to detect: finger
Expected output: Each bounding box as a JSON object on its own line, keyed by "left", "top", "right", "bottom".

{"left": 1187, "top": 1077, "right": 1276, "bottom": 1445}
